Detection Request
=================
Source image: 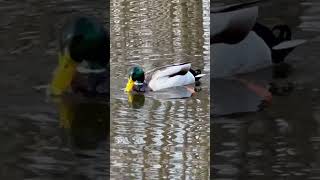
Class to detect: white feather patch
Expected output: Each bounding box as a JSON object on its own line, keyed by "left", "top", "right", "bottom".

{"left": 272, "top": 39, "right": 306, "bottom": 50}
{"left": 149, "top": 71, "right": 195, "bottom": 91}
{"left": 212, "top": 31, "right": 272, "bottom": 78}
{"left": 195, "top": 74, "right": 206, "bottom": 78}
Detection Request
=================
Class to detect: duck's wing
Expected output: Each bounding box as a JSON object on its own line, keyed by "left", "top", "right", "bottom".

{"left": 146, "top": 63, "right": 191, "bottom": 81}
{"left": 211, "top": 6, "right": 259, "bottom": 44}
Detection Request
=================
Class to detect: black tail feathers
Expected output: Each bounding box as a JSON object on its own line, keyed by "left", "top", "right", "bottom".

{"left": 190, "top": 69, "right": 202, "bottom": 81}
{"left": 272, "top": 24, "right": 292, "bottom": 43}
{"left": 253, "top": 23, "right": 294, "bottom": 64}
{"left": 253, "top": 23, "right": 292, "bottom": 47}
{"left": 271, "top": 24, "right": 295, "bottom": 63}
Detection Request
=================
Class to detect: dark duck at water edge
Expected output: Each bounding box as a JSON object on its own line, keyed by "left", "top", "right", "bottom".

{"left": 211, "top": 0, "right": 306, "bottom": 78}
{"left": 50, "top": 16, "right": 109, "bottom": 96}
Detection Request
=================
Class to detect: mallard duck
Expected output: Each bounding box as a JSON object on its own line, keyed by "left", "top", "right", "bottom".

{"left": 211, "top": 1, "right": 306, "bottom": 78}
{"left": 50, "top": 16, "right": 109, "bottom": 96}
{"left": 125, "top": 63, "right": 205, "bottom": 92}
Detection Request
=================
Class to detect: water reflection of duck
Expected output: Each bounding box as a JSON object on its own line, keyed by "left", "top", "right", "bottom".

{"left": 212, "top": 69, "right": 273, "bottom": 116}
{"left": 126, "top": 85, "right": 198, "bottom": 108}
{"left": 127, "top": 93, "right": 145, "bottom": 109}
{"left": 211, "top": 1, "right": 306, "bottom": 78}
{"left": 57, "top": 96, "right": 109, "bottom": 149}
{"left": 125, "top": 63, "right": 205, "bottom": 92}
{"left": 50, "top": 16, "right": 109, "bottom": 96}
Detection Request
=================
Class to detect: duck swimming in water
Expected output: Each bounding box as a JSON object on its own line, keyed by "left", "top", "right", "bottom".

{"left": 211, "top": 1, "right": 306, "bottom": 78}
{"left": 125, "top": 63, "right": 205, "bottom": 92}
{"left": 50, "top": 16, "right": 109, "bottom": 96}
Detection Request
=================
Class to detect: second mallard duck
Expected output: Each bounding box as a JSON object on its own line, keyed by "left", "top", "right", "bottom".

{"left": 125, "top": 63, "right": 205, "bottom": 92}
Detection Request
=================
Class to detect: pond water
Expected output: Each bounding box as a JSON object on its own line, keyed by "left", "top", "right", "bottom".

{"left": 0, "top": 0, "right": 109, "bottom": 179}
{"left": 211, "top": 0, "right": 320, "bottom": 179}
{"left": 110, "top": 0, "right": 210, "bottom": 179}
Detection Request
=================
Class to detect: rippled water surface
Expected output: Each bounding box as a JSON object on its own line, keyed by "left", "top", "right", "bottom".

{"left": 110, "top": 0, "right": 210, "bottom": 179}
{"left": 212, "top": 0, "right": 320, "bottom": 179}
{"left": 0, "top": 1, "right": 109, "bottom": 179}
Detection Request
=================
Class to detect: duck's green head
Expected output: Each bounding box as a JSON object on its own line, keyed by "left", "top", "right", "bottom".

{"left": 125, "top": 66, "right": 145, "bottom": 92}
{"left": 50, "top": 16, "right": 109, "bottom": 95}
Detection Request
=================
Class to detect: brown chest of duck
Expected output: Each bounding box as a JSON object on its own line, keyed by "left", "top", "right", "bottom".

{"left": 50, "top": 16, "right": 109, "bottom": 97}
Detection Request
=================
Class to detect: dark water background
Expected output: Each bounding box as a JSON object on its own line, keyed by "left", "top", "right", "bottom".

{"left": 212, "top": 0, "right": 320, "bottom": 179}
{"left": 2, "top": 0, "right": 319, "bottom": 179}
{"left": 0, "top": 1, "right": 109, "bottom": 179}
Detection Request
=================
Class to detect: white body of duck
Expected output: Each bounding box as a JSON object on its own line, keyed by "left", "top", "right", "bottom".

{"left": 211, "top": 2, "right": 306, "bottom": 78}
{"left": 147, "top": 63, "right": 204, "bottom": 91}
{"left": 211, "top": 6, "right": 258, "bottom": 44}
{"left": 212, "top": 31, "right": 272, "bottom": 78}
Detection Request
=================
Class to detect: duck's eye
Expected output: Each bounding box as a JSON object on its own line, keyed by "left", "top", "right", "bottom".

{"left": 132, "top": 76, "right": 138, "bottom": 81}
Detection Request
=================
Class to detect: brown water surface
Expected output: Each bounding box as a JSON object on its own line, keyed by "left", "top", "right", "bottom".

{"left": 110, "top": 0, "right": 210, "bottom": 179}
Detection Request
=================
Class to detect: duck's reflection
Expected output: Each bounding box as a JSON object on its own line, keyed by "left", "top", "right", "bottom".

{"left": 127, "top": 93, "right": 145, "bottom": 109}
{"left": 212, "top": 87, "right": 320, "bottom": 179}
{"left": 212, "top": 79, "right": 267, "bottom": 116}
{"left": 212, "top": 63, "right": 296, "bottom": 117}
{"left": 55, "top": 96, "right": 109, "bottom": 149}
{"left": 126, "top": 85, "right": 200, "bottom": 108}
{"left": 212, "top": 65, "right": 296, "bottom": 117}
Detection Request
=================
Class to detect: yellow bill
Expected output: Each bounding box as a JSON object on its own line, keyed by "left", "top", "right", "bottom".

{"left": 125, "top": 77, "right": 134, "bottom": 92}
{"left": 50, "top": 53, "right": 77, "bottom": 95}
